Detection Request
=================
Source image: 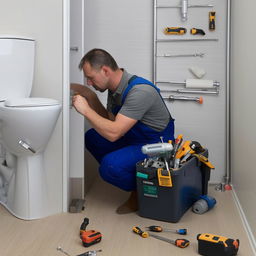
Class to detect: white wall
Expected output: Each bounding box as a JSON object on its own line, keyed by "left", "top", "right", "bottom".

{"left": 230, "top": 0, "right": 256, "bottom": 246}
{"left": 0, "top": 0, "right": 63, "bottom": 215}
{"left": 84, "top": 0, "right": 153, "bottom": 85}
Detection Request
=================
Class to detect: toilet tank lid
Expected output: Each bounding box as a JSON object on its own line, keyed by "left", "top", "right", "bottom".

{"left": 0, "top": 35, "right": 35, "bottom": 41}
{"left": 4, "top": 98, "right": 60, "bottom": 107}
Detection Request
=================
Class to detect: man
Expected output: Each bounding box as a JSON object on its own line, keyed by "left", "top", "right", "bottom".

{"left": 71, "top": 48, "right": 174, "bottom": 214}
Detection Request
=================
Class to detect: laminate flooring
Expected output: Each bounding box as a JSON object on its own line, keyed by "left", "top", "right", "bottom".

{"left": 0, "top": 177, "right": 254, "bottom": 256}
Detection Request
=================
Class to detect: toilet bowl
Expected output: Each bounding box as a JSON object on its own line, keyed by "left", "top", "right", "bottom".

{"left": 0, "top": 98, "right": 61, "bottom": 219}
{"left": 0, "top": 35, "right": 62, "bottom": 219}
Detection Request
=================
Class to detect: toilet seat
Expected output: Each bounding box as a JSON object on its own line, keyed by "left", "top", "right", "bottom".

{"left": 4, "top": 97, "right": 60, "bottom": 107}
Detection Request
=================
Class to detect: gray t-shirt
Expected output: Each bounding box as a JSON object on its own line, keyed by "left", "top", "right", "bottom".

{"left": 107, "top": 70, "right": 172, "bottom": 132}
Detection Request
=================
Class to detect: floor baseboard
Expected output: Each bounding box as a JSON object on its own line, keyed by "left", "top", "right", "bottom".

{"left": 232, "top": 186, "right": 256, "bottom": 255}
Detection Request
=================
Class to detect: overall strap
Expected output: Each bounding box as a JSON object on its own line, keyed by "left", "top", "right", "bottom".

{"left": 121, "top": 76, "right": 160, "bottom": 105}
{"left": 121, "top": 76, "right": 173, "bottom": 120}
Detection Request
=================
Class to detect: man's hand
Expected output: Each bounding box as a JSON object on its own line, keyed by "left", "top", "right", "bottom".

{"left": 70, "top": 83, "right": 95, "bottom": 99}
{"left": 72, "top": 94, "right": 91, "bottom": 116}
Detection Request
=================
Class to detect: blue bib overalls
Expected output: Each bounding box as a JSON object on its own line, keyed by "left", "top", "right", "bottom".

{"left": 85, "top": 76, "right": 175, "bottom": 191}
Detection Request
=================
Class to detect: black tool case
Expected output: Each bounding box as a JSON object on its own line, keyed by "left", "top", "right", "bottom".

{"left": 136, "top": 150, "right": 211, "bottom": 222}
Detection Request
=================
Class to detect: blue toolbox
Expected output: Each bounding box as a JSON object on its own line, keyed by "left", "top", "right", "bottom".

{"left": 136, "top": 149, "right": 211, "bottom": 223}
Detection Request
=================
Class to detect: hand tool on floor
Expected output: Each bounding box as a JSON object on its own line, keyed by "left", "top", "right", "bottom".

{"left": 146, "top": 225, "right": 187, "bottom": 235}
{"left": 148, "top": 232, "right": 190, "bottom": 248}
{"left": 57, "top": 246, "right": 102, "bottom": 256}
{"left": 191, "top": 28, "right": 206, "bottom": 35}
{"left": 162, "top": 95, "right": 203, "bottom": 104}
{"left": 80, "top": 217, "right": 102, "bottom": 247}
{"left": 164, "top": 27, "right": 187, "bottom": 35}
{"left": 57, "top": 246, "right": 72, "bottom": 256}
{"left": 77, "top": 250, "right": 102, "bottom": 256}
{"left": 192, "top": 195, "right": 216, "bottom": 214}
{"left": 209, "top": 11, "right": 216, "bottom": 30}
{"left": 132, "top": 226, "right": 149, "bottom": 238}
{"left": 197, "top": 233, "right": 239, "bottom": 256}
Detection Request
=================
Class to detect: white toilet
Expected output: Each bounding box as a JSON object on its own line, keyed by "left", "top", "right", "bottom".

{"left": 0, "top": 35, "right": 61, "bottom": 220}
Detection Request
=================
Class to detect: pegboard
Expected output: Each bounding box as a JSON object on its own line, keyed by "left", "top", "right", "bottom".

{"left": 153, "top": 0, "right": 229, "bottom": 183}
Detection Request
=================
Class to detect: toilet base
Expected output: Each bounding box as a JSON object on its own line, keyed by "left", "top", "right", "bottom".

{"left": 0, "top": 153, "right": 49, "bottom": 220}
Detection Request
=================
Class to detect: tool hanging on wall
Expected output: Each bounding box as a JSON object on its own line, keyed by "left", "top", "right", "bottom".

{"left": 209, "top": 11, "right": 216, "bottom": 30}
{"left": 158, "top": 79, "right": 220, "bottom": 95}
{"left": 164, "top": 27, "right": 187, "bottom": 35}
{"left": 162, "top": 95, "right": 203, "bottom": 104}
{"left": 190, "top": 28, "right": 206, "bottom": 35}
{"left": 157, "top": 52, "right": 205, "bottom": 58}
{"left": 161, "top": 89, "right": 218, "bottom": 95}
{"left": 158, "top": 79, "right": 220, "bottom": 88}
{"left": 156, "top": 0, "right": 214, "bottom": 22}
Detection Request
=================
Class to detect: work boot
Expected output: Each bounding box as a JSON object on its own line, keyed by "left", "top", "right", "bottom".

{"left": 116, "top": 191, "right": 138, "bottom": 214}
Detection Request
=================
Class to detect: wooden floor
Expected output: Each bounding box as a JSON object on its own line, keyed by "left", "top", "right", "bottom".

{"left": 0, "top": 178, "right": 254, "bottom": 256}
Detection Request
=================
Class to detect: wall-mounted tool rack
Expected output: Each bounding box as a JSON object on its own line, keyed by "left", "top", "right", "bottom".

{"left": 153, "top": 0, "right": 230, "bottom": 184}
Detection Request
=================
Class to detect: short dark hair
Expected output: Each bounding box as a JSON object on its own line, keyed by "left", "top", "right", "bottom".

{"left": 79, "top": 48, "right": 119, "bottom": 71}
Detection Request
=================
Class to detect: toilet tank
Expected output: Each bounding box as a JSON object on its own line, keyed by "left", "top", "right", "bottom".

{"left": 0, "top": 35, "right": 35, "bottom": 101}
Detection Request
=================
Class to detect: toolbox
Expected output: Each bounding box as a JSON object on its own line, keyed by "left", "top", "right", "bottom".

{"left": 136, "top": 150, "right": 211, "bottom": 222}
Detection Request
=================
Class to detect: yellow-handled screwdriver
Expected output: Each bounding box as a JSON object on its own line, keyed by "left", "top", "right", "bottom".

{"left": 132, "top": 226, "right": 149, "bottom": 238}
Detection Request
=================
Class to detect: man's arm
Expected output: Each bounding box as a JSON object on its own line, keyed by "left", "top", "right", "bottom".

{"left": 71, "top": 83, "right": 113, "bottom": 119}
{"left": 72, "top": 94, "right": 137, "bottom": 142}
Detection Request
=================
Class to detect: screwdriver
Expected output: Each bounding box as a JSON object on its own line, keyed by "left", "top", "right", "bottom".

{"left": 148, "top": 232, "right": 190, "bottom": 248}
{"left": 132, "top": 226, "right": 149, "bottom": 238}
{"left": 164, "top": 27, "right": 187, "bottom": 35}
{"left": 146, "top": 225, "right": 187, "bottom": 235}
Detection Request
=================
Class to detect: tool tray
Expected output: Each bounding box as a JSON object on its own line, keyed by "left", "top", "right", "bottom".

{"left": 136, "top": 149, "right": 211, "bottom": 222}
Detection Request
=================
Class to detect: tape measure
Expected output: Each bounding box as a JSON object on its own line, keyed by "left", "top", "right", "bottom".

{"left": 197, "top": 233, "right": 239, "bottom": 256}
